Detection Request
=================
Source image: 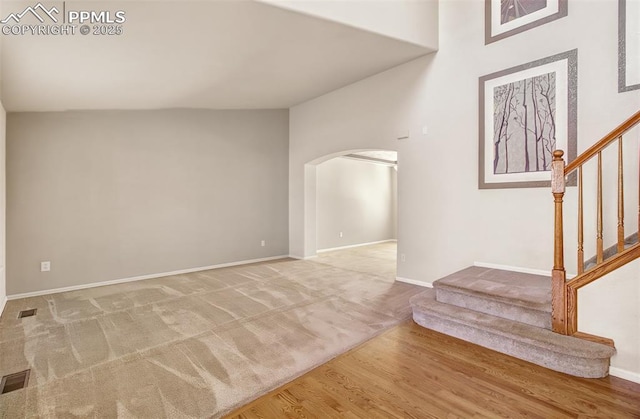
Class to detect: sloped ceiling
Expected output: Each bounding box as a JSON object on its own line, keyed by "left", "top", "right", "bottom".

{"left": 0, "top": 0, "right": 436, "bottom": 112}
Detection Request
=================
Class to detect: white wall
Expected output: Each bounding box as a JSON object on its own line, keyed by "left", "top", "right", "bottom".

{"left": 7, "top": 110, "right": 289, "bottom": 296}
{"left": 317, "top": 157, "right": 396, "bottom": 250}
{"left": 391, "top": 167, "right": 398, "bottom": 239}
{"left": 0, "top": 1, "right": 6, "bottom": 315}
{"left": 0, "top": 100, "right": 5, "bottom": 315}
{"left": 579, "top": 264, "right": 640, "bottom": 381}
{"left": 258, "top": 0, "right": 438, "bottom": 49}
{"left": 290, "top": 1, "right": 640, "bottom": 378}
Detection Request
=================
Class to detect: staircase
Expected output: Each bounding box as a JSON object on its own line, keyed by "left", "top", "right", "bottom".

{"left": 410, "top": 266, "right": 616, "bottom": 378}
{"left": 410, "top": 111, "right": 640, "bottom": 379}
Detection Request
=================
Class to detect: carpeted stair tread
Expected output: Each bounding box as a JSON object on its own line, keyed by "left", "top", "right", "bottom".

{"left": 584, "top": 232, "right": 638, "bottom": 270}
{"left": 410, "top": 290, "right": 615, "bottom": 360}
{"left": 434, "top": 266, "right": 551, "bottom": 312}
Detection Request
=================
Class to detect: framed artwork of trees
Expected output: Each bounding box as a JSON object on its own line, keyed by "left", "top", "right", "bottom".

{"left": 479, "top": 49, "right": 577, "bottom": 189}
{"left": 485, "top": 0, "right": 568, "bottom": 44}
{"left": 619, "top": 0, "right": 640, "bottom": 92}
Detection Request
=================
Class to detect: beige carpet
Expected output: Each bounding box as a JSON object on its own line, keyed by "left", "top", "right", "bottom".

{"left": 0, "top": 242, "right": 424, "bottom": 418}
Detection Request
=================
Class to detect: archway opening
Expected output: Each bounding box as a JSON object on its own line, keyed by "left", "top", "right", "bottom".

{"left": 303, "top": 149, "right": 398, "bottom": 262}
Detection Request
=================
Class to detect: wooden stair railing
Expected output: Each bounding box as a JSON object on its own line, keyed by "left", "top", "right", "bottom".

{"left": 551, "top": 110, "right": 640, "bottom": 344}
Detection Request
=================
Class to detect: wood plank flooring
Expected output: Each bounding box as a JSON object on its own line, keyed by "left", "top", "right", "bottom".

{"left": 226, "top": 321, "right": 640, "bottom": 418}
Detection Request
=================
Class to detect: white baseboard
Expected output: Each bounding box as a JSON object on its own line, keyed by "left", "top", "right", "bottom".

{"left": 7, "top": 255, "right": 289, "bottom": 300}
{"left": 473, "top": 262, "right": 551, "bottom": 277}
{"left": 317, "top": 239, "right": 397, "bottom": 253}
{"left": 474, "top": 262, "right": 576, "bottom": 279}
{"left": 396, "top": 276, "right": 433, "bottom": 288}
{"left": 0, "top": 296, "right": 6, "bottom": 316}
{"left": 288, "top": 254, "right": 318, "bottom": 260}
{"left": 610, "top": 366, "right": 640, "bottom": 384}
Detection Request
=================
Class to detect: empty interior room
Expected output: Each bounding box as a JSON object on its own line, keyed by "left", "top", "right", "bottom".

{"left": 0, "top": 0, "right": 639, "bottom": 417}
{"left": 316, "top": 152, "right": 398, "bottom": 252}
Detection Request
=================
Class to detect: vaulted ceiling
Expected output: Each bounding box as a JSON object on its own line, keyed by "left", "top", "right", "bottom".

{"left": 0, "top": 0, "right": 436, "bottom": 112}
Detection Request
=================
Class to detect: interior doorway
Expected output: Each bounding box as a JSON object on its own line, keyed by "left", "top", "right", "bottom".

{"left": 302, "top": 149, "right": 398, "bottom": 259}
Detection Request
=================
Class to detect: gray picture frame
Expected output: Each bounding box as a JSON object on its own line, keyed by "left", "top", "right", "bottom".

{"left": 486, "top": 0, "right": 568, "bottom": 45}
{"left": 619, "top": 0, "right": 640, "bottom": 92}
{"left": 479, "top": 49, "right": 577, "bottom": 189}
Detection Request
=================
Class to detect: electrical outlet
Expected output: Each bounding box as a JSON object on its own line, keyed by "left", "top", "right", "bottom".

{"left": 40, "top": 261, "right": 51, "bottom": 272}
{"left": 400, "top": 254, "right": 406, "bottom": 262}
{"left": 339, "top": 232, "right": 343, "bottom": 238}
{"left": 261, "top": 240, "right": 266, "bottom": 247}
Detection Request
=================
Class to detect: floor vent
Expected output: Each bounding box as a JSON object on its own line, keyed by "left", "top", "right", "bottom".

{"left": 18, "top": 309, "right": 37, "bottom": 319}
{"left": 0, "top": 370, "right": 30, "bottom": 394}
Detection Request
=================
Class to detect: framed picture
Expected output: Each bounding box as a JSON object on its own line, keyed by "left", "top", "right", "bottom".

{"left": 479, "top": 49, "right": 577, "bottom": 189}
{"left": 486, "top": 0, "right": 568, "bottom": 44}
{"left": 619, "top": 0, "right": 640, "bottom": 92}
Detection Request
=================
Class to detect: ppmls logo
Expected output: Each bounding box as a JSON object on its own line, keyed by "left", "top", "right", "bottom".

{"left": 1, "top": 3, "right": 60, "bottom": 24}
{"left": 1, "top": 2, "right": 126, "bottom": 36}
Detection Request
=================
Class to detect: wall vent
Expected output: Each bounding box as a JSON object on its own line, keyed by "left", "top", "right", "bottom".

{"left": 0, "top": 370, "right": 30, "bottom": 394}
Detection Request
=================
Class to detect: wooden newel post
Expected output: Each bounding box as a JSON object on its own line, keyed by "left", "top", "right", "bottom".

{"left": 551, "top": 150, "right": 568, "bottom": 334}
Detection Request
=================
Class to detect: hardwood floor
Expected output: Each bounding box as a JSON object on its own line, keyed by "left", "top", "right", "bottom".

{"left": 226, "top": 321, "right": 640, "bottom": 418}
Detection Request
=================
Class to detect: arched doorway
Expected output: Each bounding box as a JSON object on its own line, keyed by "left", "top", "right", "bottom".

{"left": 302, "top": 149, "right": 398, "bottom": 258}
